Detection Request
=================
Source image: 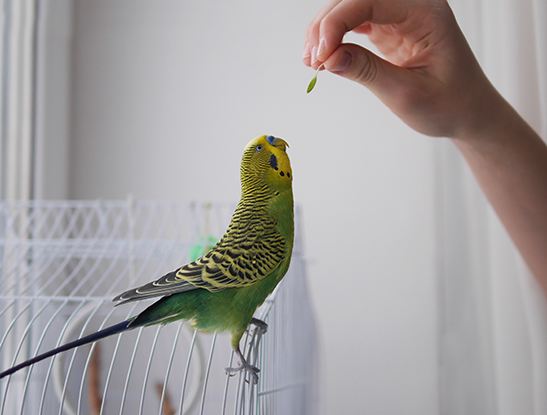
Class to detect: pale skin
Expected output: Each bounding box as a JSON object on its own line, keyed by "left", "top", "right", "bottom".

{"left": 304, "top": 0, "right": 547, "bottom": 294}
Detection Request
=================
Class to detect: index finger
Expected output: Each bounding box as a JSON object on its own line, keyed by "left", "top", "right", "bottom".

{"left": 313, "top": 0, "right": 413, "bottom": 63}
{"left": 303, "top": 0, "right": 342, "bottom": 67}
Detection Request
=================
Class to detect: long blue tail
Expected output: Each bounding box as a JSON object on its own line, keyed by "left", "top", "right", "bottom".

{"left": 0, "top": 320, "right": 133, "bottom": 379}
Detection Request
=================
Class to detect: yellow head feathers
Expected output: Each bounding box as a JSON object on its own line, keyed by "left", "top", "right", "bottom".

{"left": 240, "top": 135, "right": 292, "bottom": 191}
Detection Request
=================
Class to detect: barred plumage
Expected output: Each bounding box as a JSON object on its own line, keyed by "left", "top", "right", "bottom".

{"left": 1, "top": 134, "right": 294, "bottom": 384}
{"left": 114, "top": 135, "right": 293, "bottom": 302}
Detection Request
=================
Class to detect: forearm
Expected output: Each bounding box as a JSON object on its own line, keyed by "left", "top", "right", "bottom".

{"left": 304, "top": 0, "right": 547, "bottom": 290}
{"left": 451, "top": 90, "right": 547, "bottom": 289}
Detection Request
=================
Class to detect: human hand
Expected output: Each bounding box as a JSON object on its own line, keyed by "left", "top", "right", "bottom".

{"left": 303, "top": 0, "right": 501, "bottom": 139}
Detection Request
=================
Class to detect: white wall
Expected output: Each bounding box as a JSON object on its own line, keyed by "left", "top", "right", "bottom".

{"left": 43, "top": 1, "right": 440, "bottom": 413}
{"left": 35, "top": 0, "right": 73, "bottom": 199}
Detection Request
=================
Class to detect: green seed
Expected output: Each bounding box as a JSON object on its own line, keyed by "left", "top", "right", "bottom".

{"left": 307, "top": 77, "right": 317, "bottom": 93}
{"left": 307, "top": 63, "right": 324, "bottom": 94}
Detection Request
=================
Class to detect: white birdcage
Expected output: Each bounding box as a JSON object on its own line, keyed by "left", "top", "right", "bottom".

{"left": 0, "top": 200, "right": 318, "bottom": 415}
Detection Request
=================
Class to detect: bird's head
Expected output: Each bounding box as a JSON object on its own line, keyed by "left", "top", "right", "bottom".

{"left": 240, "top": 135, "right": 292, "bottom": 192}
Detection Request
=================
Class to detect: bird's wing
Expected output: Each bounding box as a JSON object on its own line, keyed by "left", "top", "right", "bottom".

{"left": 112, "top": 269, "right": 197, "bottom": 305}
{"left": 113, "top": 214, "right": 286, "bottom": 304}
{"left": 178, "top": 214, "right": 286, "bottom": 291}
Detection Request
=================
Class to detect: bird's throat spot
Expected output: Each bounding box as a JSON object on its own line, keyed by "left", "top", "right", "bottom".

{"left": 270, "top": 154, "right": 278, "bottom": 171}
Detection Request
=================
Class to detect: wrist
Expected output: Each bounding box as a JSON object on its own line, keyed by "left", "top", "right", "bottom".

{"left": 450, "top": 77, "right": 517, "bottom": 145}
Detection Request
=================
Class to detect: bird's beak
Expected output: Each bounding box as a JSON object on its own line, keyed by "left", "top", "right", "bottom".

{"left": 266, "top": 136, "right": 289, "bottom": 151}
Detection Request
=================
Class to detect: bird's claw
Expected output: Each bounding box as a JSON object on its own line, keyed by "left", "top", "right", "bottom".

{"left": 225, "top": 324, "right": 265, "bottom": 384}
{"left": 250, "top": 318, "right": 268, "bottom": 335}
{"left": 225, "top": 363, "right": 260, "bottom": 384}
{"left": 225, "top": 346, "right": 261, "bottom": 384}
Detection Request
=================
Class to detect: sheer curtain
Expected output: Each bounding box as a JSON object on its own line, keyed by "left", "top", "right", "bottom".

{"left": 438, "top": 0, "right": 547, "bottom": 413}
{"left": 0, "top": 0, "right": 37, "bottom": 201}
{"left": 2, "top": 0, "right": 546, "bottom": 413}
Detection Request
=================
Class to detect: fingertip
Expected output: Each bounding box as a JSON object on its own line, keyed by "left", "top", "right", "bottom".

{"left": 316, "top": 37, "right": 326, "bottom": 59}
{"left": 302, "top": 42, "right": 312, "bottom": 66}
{"left": 316, "top": 26, "right": 339, "bottom": 63}
{"left": 311, "top": 45, "right": 318, "bottom": 65}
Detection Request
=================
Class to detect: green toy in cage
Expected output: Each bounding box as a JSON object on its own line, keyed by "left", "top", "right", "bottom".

{"left": 188, "top": 203, "right": 218, "bottom": 261}
{"left": 188, "top": 235, "right": 218, "bottom": 261}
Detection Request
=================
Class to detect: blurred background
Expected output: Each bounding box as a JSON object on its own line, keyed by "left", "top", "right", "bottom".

{"left": 2, "top": 0, "right": 547, "bottom": 414}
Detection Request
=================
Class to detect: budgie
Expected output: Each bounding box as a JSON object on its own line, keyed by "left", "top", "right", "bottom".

{"left": 0, "top": 135, "right": 294, "bottom": 384}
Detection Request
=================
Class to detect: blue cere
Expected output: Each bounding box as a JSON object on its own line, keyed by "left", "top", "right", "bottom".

{"left": 266, "top": 135, "right": 275, "bottom": 144}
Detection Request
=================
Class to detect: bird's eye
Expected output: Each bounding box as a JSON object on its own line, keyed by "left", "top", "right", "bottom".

{"left": 255, "top": 145, "right": 264, "bottom": 152}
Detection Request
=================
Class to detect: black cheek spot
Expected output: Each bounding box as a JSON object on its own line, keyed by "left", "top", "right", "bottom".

{"left": 270, "top": 154, "right": 278, "bottom": 170}
{"left": 280, "top": 171, "right": 285, "bottom": 177}
{"left": 287, "top": 172, "right": 291, "bottom": 178}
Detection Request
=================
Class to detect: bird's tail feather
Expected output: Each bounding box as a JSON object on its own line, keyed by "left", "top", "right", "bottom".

{"left": 0, "top": 319, "right": 133, "bottom": 379}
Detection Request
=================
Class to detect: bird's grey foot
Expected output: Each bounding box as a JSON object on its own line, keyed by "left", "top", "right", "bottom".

{"left": 225, "top": 348, "right": 260, "bottom": 384}
{"left": 250, "top": 318, "right": 268, "bottom": 334}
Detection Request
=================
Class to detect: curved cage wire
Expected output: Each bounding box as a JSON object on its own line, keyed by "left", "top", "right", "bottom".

{"left": 0, "top": 200, "right": 318, "bottom": 415}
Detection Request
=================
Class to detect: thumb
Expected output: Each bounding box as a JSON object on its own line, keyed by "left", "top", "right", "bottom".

{"left": 324, "top": 43, "right": 419, "bottom": 110}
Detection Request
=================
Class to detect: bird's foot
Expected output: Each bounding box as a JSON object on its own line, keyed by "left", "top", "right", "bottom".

{"left": 225, "top": 348, "right": 260, "bottom": 384}
{"left": 250, "top": 318, "right": 268, "bottom": 335}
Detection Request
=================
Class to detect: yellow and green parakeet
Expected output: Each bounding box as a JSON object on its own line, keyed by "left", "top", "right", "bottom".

{"left": 0, "top": 135, "right": 294, "bottom": 384}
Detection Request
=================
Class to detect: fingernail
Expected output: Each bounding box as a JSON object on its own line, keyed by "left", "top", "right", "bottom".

{"left": 302, "top": 42, "right": 311, "bottom": 60}
{"left": 331, "top": 51, "right": 352, "bottom": 72}
{"left": 311, "top": 46, "right": 318, "bottom": 64}
{"left": 317, "top": 37, "right": 326, "bottom": 58}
